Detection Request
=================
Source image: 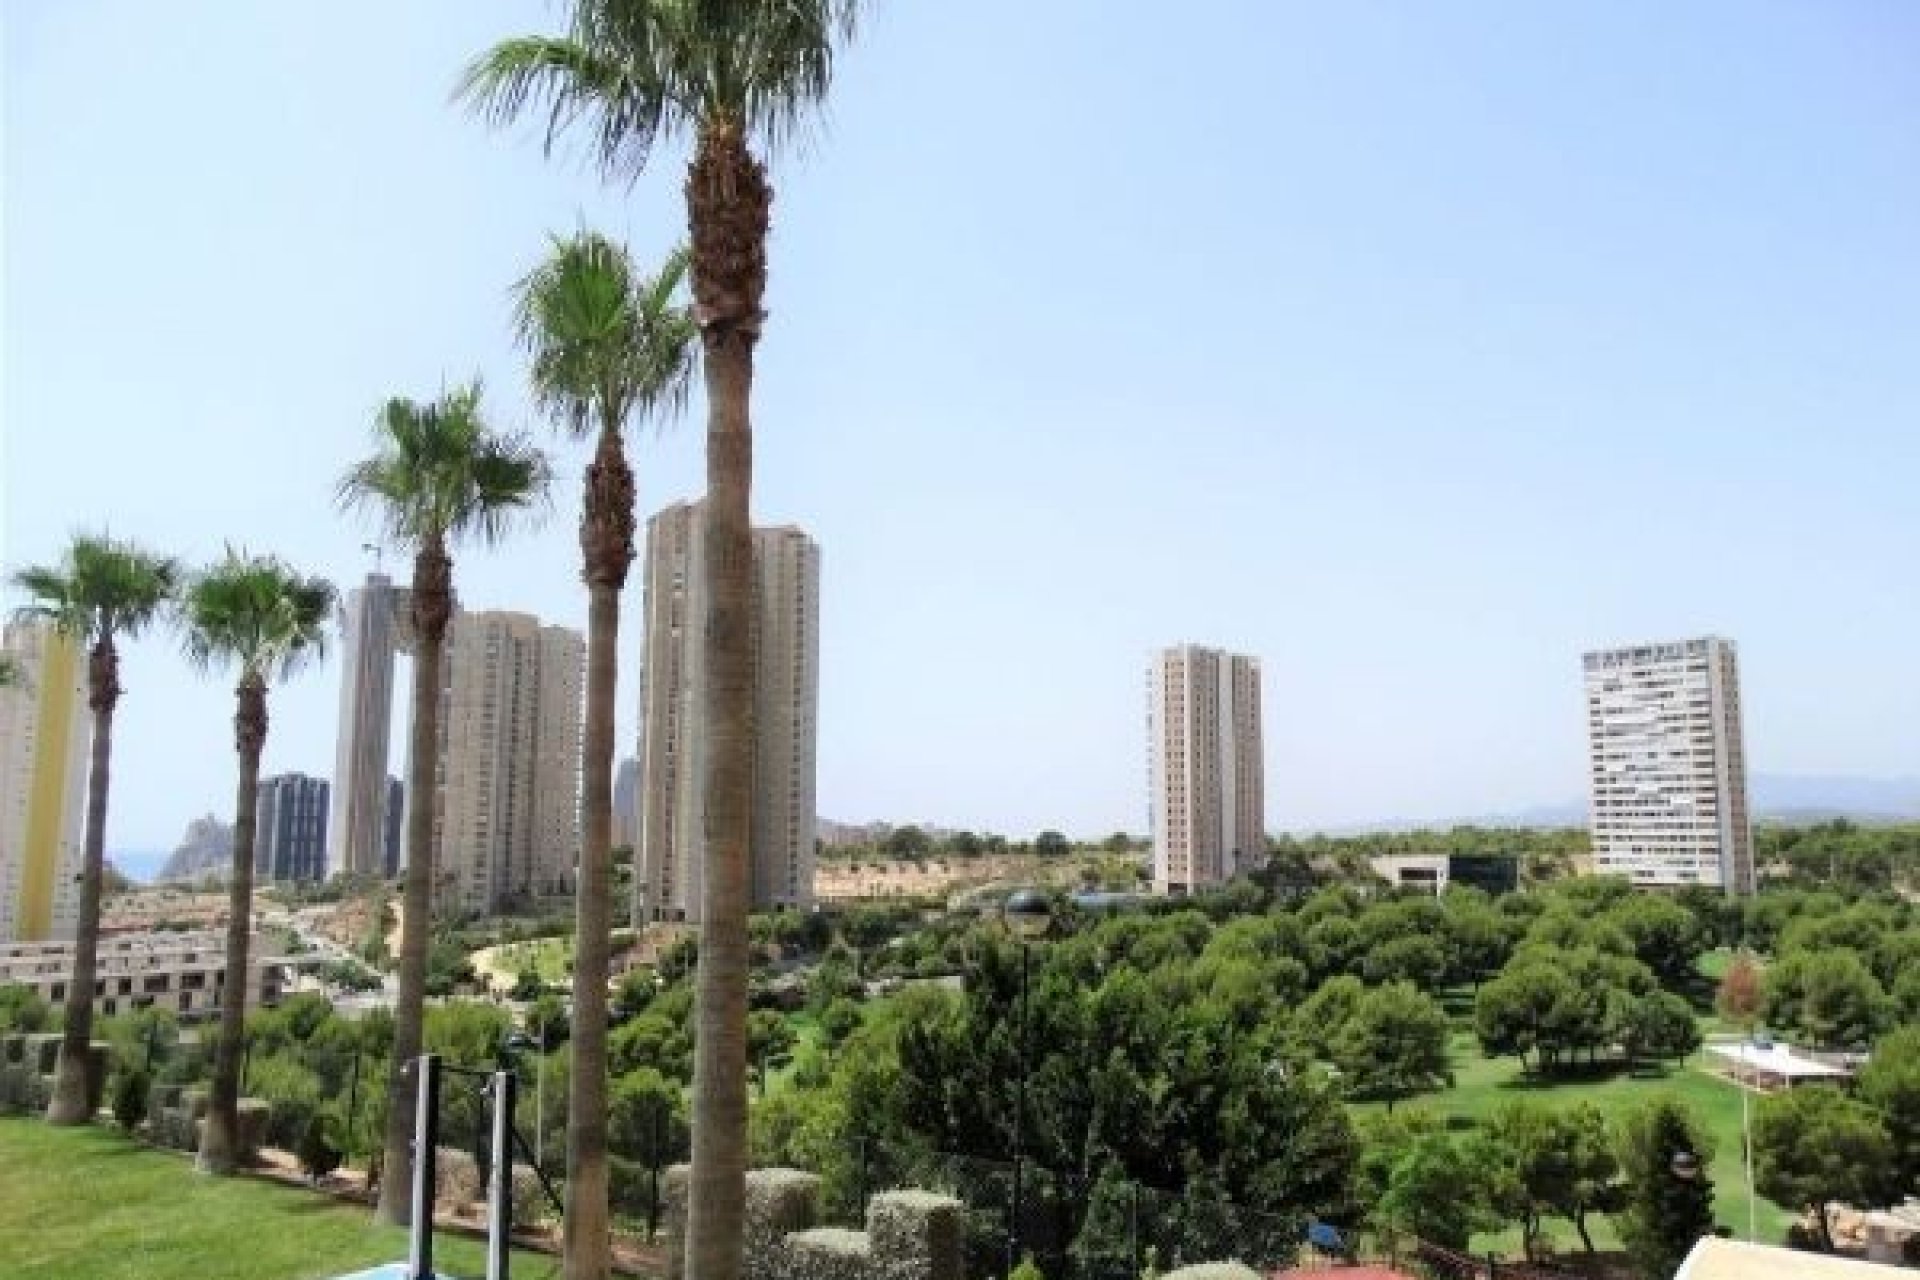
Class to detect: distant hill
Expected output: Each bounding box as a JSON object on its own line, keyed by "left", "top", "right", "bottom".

{"left": 156, "top": 815, "right": 234, "bottom": 883}
{"left": 1289, "top": 773, "right": 1920, "bottom": 836}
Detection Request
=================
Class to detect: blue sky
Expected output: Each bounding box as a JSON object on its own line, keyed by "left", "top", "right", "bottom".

{"left": 5, "top": 2, "right": 1918, "bottom": 854}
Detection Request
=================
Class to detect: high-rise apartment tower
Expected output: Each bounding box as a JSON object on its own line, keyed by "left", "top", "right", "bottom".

{"left": 634, "top": 500, "right": 820, "bottom": 924}
{"left": 326, "top": 574, "right": 414, "bottom": 879}
{"left": 1147, "top": 645, "right": 1264, "bottom": 896}
{"left": 1583, "top": 636, "right": 1755, "bottom": 894}
{"left": 431, "top": 610, "right": 584, "bottom": 916}
{"left": 254, "top": 773, "right": 329, "bottom": 883}
{"left": 0, "top": 622, "right": 90, "bottom": 941}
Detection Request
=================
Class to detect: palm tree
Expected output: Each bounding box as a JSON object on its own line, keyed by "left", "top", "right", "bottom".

{"left": 178, "top": 551, "right": 335, "bottom": 1174}
{"left": 338, "top": 385, "right": 549, "bottom": 1224}
{"left": 511, "top": 230, "right": 695, "bottom": 1264}
{"left": 460, "top": 8, "right": 864, "bottom": 1278}
{"left": 11, "top": 535, "right": 180, "bottom": 1124}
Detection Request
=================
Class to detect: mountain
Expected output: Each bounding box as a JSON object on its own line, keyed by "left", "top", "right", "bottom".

{"left": 1289, "top": 773, "right": 1920, "bottom": 837}
{"left": 156, "top": 815, "right": 234, "bottom": 883}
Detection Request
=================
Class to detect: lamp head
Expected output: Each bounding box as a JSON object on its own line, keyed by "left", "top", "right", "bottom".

{"left": 1004, "top": 888, "right": 1052, "bottom": 940}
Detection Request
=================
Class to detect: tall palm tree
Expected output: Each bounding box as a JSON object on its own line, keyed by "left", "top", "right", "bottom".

{"left": 338, "top": 386, "right": 550, "bottom": 1224}
{"left": 511, "top": 230, "right": 695, "bottom": 1267}
{"left": 179, "top": 551, "right": 335, "bottom": 1174}
{"left": 11, "top": 535, "right": 180, "bottom": 1124}
{"left": 461, "top": 8, "right": 864, "bottom": 1278}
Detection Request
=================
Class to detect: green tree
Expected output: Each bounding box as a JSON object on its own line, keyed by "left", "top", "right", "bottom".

{"left": 1475, "top": 960, "right": 1579, "bottom": 1074}
{"left": 1754, "top": 1085, "right": 1895, "bottom": 1251}
{"left": 460, "top": 6, "right": 868, "bottom": 1275}
{"left": 1616, "top": 1099, "right": 1716, "bottom": 1280}
{"left": 512, "top": 230, "right": 696, "bottom": 1261}
{"left": 1034, "top": 830, "right": 1071, "bottom": 858}
{"left": 884, "top": 825, "right": 932, "bottom": 859}
{"left": 178, "top": 551, "right": 334, "bottom": 1174}
{"left": 1764, "top": 949, "right": 1889, "bottom": 1050}
{"left": 1857, "top": 1026, "right": 1920, "bottom": 1200}
{"left": 12, "top": 535, "right": 180, "bottom": 1124}
{"left": 1376, "top": 1131, "right": 1498, "bottom": 1251}
{"left": 0, "top": 653, "right": 22, "bottom": 689}
{"left": 0, "top": 983, "right": 54, "bottom": 1033}
{"left": 1616, "top": 990, "right": 1703, "bottom": 1066}
{"left": 1359, "top": 934, "right": 1448, "bottom": 991}
{"left": 1608, "top": 894, "right": 1707, "bottom": 990}
{"left": 747, "top": 1010, "right": 796, "bottom": 1097}
{"left": 1484, "top": 1101, "right": 1623, "bottom": 1256}
{"left": 1329, "top": 982, "right": 1451, "bottom": 1111}
{"left": 338, "top": 386, "right": 549, "bottom": 1224}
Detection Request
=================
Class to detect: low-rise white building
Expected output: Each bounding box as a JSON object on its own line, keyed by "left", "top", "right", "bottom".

{"left": 0, "top": 930, "right": 286, "bottom": 1020}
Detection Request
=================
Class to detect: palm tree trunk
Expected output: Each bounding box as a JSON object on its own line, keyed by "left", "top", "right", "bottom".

{"left": 47, "top": 638, "right": 119, "bottom": 1125}
{"left": 685, "top": 122, "right": 769, "bottom": 1280}
{"left": 377, "top": 540, "right": 453, "bottom": 1226}
{"left": 565, "top": 424, "right": 635, "bottom": 1280}
{"left": 199, "top": 679, "right": 267, "bottom": 1174}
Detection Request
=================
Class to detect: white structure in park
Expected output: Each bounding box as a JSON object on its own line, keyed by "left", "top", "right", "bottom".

{"left": 1583, "top": 636, "right": 1755, "bottom": 894}
{"left": 1147, "top": 644, "right": 1264, "bottom": 896}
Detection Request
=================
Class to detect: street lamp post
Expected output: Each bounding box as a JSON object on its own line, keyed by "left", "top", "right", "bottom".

{"left": 1003, "top": 889, "right": 1052, "bottom": 1280}
{"left": 505, "top": 1021, "right": 551, "bottom": 1172}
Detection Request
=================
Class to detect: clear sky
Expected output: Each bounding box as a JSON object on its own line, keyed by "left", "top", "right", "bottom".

{"left": 4, "top": 2, "right": 1917, "bottom": 854}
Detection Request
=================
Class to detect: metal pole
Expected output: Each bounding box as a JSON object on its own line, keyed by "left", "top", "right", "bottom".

{"left": 1007, "top": 941, "right": 1031, "bottom": 1280}
{"left": 487, "top": 1068, "right": 517, "bottom": 1280}
{"left": 1743, "top": 1043, "right": 1756, "bottom": 1242}
{"left": 535, "top": 1022, "right": 547, "bottom": 1172}
{"left": 409, "top": 1054, "right": 441, "bottom": 1280}
{"left": 346, "top": 1053, "right": 362, "bottom": 1165}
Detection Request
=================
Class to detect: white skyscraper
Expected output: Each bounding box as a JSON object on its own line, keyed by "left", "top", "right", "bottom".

{"left": 635, "top": 500, "right": 820, "bottom": 924}
{"left": 0, "top": 622, "right": 90, "bottom": 942}
{"left": 326, "top": 574, "right": 413, "bottom": 879}
{"left": 1147, "top": 644, "right": 1264, "bottom": 896}
{"left": 431, "top": 611, "right": 584, "bottom": 916}
{"left": 1583, "top": 636, "right": 1755, "bottom": 894}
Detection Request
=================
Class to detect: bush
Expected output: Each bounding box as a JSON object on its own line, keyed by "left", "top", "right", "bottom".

{"left": 111, "top": 1069, "right": 150, "bottom": 1134}
{"left": 297, "top": 1112, "right": 342, "bottom": 1180}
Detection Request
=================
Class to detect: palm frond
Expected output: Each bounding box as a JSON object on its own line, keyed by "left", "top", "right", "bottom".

{"left": 179, "top": 548, "right": 337, "bottom": 687}
{"left": 511, "top": 228, "right": 698, "bottom": 443}
{"left": 338, "top": 383, "right": 552, "bottom": 554}
{"left": 464, "top": 0, "right": 867, "bottom": 171}
{"left": 9, "top": 534, "right": 180, "bottom": 645}
{"left": 456, "top": 34, "right": 669, "bottom": 179}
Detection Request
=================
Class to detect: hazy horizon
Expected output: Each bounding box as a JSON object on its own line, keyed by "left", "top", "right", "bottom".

{"left": 7, "top": 2, "right": 1918, "bottom": 851}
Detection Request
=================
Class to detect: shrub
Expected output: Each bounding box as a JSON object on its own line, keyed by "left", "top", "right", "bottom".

{"left": 297, "top": 1112, "right": 342, "bottom": 1180}
{"left": 111, "top": 1069, "right": 150, "bottom": 1133}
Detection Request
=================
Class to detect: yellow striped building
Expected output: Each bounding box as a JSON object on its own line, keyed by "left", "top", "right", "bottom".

{"left": 0, "top": 622, "right": 90, "bottom": 942}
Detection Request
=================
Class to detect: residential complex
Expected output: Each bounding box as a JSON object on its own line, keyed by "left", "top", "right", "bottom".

{"left": 431, "top": 610, "right": 584, "bottom": 916}
{"left": 254, "top": 772, "right": 329, "bottom": 883}
{"left": 613, "top": 756, "right": 639, "bottom": 851}
{"left": 0, "top": 622, "right": 90, "bottom": 942}
{"left": 0, "top": 931, "right": 285, "bottom": 1020}
{"left": 634, "top": 500, "right": 821, "bottom": 924}
{"left": 1147, "top": 644, "right": 1265, "bottom": 896}
{"left": 1583, "top": 635, "right": 1755, "bottom": 894}
{"left": 326, "top": 573, "right": 415, "bottom": 879}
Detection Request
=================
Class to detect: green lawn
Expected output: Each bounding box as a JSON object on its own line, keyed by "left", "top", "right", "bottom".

{"left": 1356, "top": 1030, "right": 1794, "bottom": 1256}
{"left": 491, "top": 938, "right": 573, "bottom": 984}
{"left": 0, "top": 1118, "right": 559, "bottom": 1280}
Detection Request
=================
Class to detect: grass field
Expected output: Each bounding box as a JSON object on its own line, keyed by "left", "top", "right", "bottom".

{"left": 1356, "top": 1029, "right": 1795, "bottom": 1257}
{"left": 0, "top": 1118, "right": 558, "bottom": 1280}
